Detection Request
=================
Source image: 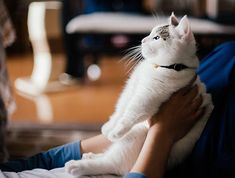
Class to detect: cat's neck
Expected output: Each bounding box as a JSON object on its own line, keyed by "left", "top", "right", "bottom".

{"left": 145, "top": 52, "right": 199, "bottom": 69}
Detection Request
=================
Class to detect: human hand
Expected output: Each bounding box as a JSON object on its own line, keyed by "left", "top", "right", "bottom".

{"left": 131, "top": 77, "right": 204, "bottom": 178}
{"left": 149, "top": 76, "right": 205, "bottom": 144}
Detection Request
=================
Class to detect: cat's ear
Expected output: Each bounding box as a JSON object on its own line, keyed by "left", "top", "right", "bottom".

{"left": 169, "top": 12, "right": 179, "bottom": 26}
{"left": 175, "top": 15, "right": 193, "bottom": 42}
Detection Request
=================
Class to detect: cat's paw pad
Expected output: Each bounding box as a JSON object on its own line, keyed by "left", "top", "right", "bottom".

{"left": 65, "top": 160, "right": 86, "bottom": 176}
{"left": 108, "top": 125, "right": 128, "bottom": 141}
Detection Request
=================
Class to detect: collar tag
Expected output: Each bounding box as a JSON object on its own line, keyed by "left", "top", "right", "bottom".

{"left": 153, "top": 64, "right": 160, "bottom": 68}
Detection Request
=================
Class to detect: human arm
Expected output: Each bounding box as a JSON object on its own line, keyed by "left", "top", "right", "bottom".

{"left": 129, "top": 82, "right": 204, "bottom": 178}
{"left": 80, "top": 134, "right": 111, "bottom": 155}
{"left": 0, "top": 134, "right": 112, "bottom": 172}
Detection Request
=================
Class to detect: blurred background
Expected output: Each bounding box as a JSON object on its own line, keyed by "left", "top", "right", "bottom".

{"left": 1, "top": 0, "right": 235, "bottom": 160}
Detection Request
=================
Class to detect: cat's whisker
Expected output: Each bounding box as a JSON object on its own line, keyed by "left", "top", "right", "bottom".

{"left": 125, "top": 52, "right": 142, "bottom": 69}
{"left": 121, "top": 46, "right": 141, "bottom": 56}
{"left": 119, "top": 47, "right": 141, "bottom": 64}
{"left": 121, "top": 46, "right": 142, "bottom": 67}
{"left": 125, "top": 58, "right": 138, "bottom": 71}
{"left": 152, "top": 12, "right": 159, "bottom": 23}
{"left": 125, "top": 56, "right": 142, "bottom": 75}
{"left": 123, "top": 53, "right": 138, "bottom": 65}
{"left": 124, "top": 46, "right": 141, "bottom": 56}
{"left": 125, "top": 63, "right": 135, "bottom": 75}
{"left": 125, "top": 59, "right": 138, "bottom": 74}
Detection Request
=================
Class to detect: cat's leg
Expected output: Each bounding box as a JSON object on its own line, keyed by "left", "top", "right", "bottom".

{"left": 66, "top": 124, "right": 147, "bottom": 177}
{"left": 107, "top": 93, "right": 161, "bottom": 141}
{"left": 102, "top": 73, "right": 140, "bottom": 136}
{"left": 101, "top": 112, "right": 122, "bottom": 137}
{"left": 108, "top": 114, "right": 150, "bottom": 141}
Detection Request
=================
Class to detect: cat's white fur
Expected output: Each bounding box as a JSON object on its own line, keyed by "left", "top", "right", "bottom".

{"left": 65, "top": 14, "right": 213, "bottom": 177}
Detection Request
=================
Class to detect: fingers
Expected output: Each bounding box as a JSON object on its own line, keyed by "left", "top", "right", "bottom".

{"left": 188, "top": 92, "right": 205, "bottom": 121}
{"left": 174, "top": 84, "right": 199, "bottom": 106}
{"left": 168, "top": 75, "right": 200, "bottom": 110}
{"left": 184, "top": 85, "right": 199, "bottom": 103}
{"left": 188, "top": 74, "right": 197, "bottom": 87}
{"left": 191, "top": 107, "right": 206, "bottom": 122}
{"left": 191, "top": 95, "right": 203, "bottom": 112}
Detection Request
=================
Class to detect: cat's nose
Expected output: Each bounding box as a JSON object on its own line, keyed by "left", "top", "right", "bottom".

{"left": 142, "top": 38, "right": 147, "bottom": 43}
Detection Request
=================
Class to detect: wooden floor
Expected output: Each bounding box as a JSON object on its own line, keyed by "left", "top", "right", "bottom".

{"left": 5, "top": 53, "right": 132, "bottom": 159}
{"left": 6, "top": 53, "right": 129, "bottom": 129}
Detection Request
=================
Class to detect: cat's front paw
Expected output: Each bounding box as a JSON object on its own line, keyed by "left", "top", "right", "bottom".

{"left": 65, "top": 160, "right": 86, "bottom": 176}
{"left": 108, "top": 124, "right": 129, "bottom": 141}
{"left": 65, "top": 160, "right": 80, "bottom": 175}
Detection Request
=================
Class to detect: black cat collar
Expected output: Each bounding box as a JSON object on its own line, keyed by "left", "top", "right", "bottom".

{"left": 154, "top": 64, "right": 196, "bottom": 71}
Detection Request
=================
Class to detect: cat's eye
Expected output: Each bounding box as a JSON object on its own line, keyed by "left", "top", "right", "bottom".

{"left": 153, "top": 36, "right": 160, "bottom": 40}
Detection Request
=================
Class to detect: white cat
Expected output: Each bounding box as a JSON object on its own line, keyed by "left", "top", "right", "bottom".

{"left": 65, "top": 13, "right": 213, "bottom": 177}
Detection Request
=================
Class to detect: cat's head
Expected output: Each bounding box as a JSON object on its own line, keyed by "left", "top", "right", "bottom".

{"left": 141, "top": 13, "right": 198, "bottom": 67}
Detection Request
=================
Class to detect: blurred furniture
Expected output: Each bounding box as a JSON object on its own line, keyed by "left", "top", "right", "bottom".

{"left": 67, "top": 11, "right": 235, "bottom": 70}
{"left": 206, "top": 0, "right": 235, "bottom": 24}
{"left": 60, "top": 0, "right": 146, "bottom": 82}
{"left": 63, "top": 0, "right": 235, "bottom": 80}
{"left": 14, "top": 0, "right": 235, "bottom": 96}
{"left": 67, "top": 12, "right": 235, "bottom": 35}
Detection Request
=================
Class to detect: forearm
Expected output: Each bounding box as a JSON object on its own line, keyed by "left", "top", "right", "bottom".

{"left": 80, "top": 134, "right": 112, "bottom": 155}
{"left": 0, "top": 134, "right": 111, "bottom": 172}
{"left": 130, "top": 125, "right": 173, "bottom": 178}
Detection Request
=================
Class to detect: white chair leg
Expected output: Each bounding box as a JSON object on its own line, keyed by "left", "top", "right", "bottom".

{"left": 15, "top": 1, "right": 64, "bottom": 96}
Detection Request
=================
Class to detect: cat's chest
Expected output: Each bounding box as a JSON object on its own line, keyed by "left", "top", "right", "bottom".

{"left": 131, "top": 62, "right": 193, "bottom": 89}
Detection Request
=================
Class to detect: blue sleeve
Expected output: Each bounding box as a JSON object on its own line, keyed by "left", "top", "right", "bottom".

{"left": 0, "top": 140, "right": 81, "bottom": 172}
{"left": 124, "top": 172, "right": 148, "bottom": 178}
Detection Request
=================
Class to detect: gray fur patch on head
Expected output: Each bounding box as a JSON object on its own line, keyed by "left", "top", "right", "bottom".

{"left": 156, "top": 25, "right": 170, "bottom": 40}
